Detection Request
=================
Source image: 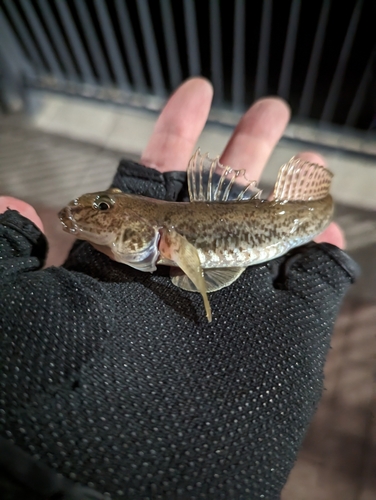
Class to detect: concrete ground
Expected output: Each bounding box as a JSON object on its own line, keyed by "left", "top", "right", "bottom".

{"left": 0, "top": 93, "right": 375, "bottom": 499}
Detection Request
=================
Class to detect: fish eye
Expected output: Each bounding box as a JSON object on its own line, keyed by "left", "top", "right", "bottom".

{"left": 93, "top": 196, "right": 113, "bottom": 211}
{"left": 98, "top": 201, "right": 110, "bottom": 211}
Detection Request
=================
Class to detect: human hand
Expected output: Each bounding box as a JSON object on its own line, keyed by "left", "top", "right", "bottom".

{"left": 97, "top": 78, "right": 356, "bottom": 498}
{"left": 0, "top": 79, "right": 357, "bottom": 500}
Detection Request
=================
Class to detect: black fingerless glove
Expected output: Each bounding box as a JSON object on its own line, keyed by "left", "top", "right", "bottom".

{"left": 0, "top": 160, "right": 358, "bottom": 500}
{"left": 111, "top": 159, "right": 188, "bottom": 201}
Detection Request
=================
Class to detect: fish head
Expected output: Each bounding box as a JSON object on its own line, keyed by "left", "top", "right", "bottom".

{"left": 59, "top": 189, "right": 160, "bottom": 270}
{"left": 58, "top": 189, "right": 126, "bottom": 246}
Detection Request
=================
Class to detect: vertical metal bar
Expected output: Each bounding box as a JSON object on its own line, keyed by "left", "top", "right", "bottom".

{"left": 255, "top": 0, "right": 272, "bottom": 100}
{"left": 299, "top": 0, "right": 330, "bottom": 117}
{"left": 232, "top": 0, "right": 245, "bottom": 109}
{"left": 346, "top": 47, "right": 376, "bottom": 127}
{"left": 135, "top": 0, "right": 165, "bottom": 96}
{"left": 0, "top": 49, "right": 27, "bottom": 112}
{"left": 183, "top": 0, "right": 201, "bottom": 75}
{"left": 93, "top": 0, "right": 130, "bottom": 90}
{"left": 210, "top": 0, "right": 224, "bottom": 104}
{"left": 3, "top": 0, "right": 46, "bottom": 73}
{"left": 277, "top": 0, "right": 301, "bottom": 100}
{"left": 0, "top": 7, "right": 35, "bottom": 80}
{"left": 0, "top": 5, "right": 34, "bottom": 111}
{"left": 115, "top": 0, "right": 147, "bottom": 92}
{"left": 321, "top": 0, "right": 363, "bottom": 123}
{"left": 74, "top": 0, "right": 111, "bottom": 85}
{"left": 55, "top": 0, "right": 96, "bottom": 85}
{"left": 37, "top": 0, "right": 77, "bottom": 81}
{"left": 20, "top": 0, "right": 63, "bottom": 79}
{"left": 160, "top": 0, "right": 182, "bottom": 88}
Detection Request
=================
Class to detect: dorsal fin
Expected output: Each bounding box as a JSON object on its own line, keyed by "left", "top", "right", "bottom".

{"left": 187, "top": 149, "right": 262, "bottom": 202}
{"left": 271, "top": 156, "right": 333, "bottom": 201}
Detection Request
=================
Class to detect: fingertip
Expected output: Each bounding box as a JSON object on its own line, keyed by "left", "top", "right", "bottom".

{"left": 142, "top": 77, "right": 213, "bottom": 173}
{"left": 296, "top": 151, "right": 327, "bottom": 167}
{"left": 220, "top": 95, "right": 291, "bottom": 178}
{"left": 169, "top": 77, "right": 214, "bottom": 106}
{"left": 253, "top": 96, "right": 291, "bottom": 121}
{"left": 183, "top": 76, "right": 214, "bottom": 94}
{"left": 242, "top": 96, "right": 291, "bottom": 139}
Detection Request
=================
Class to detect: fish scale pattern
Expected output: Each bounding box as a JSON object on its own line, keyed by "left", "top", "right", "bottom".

{"left": 0, "top": 161, "right": 358, "bottom": 500}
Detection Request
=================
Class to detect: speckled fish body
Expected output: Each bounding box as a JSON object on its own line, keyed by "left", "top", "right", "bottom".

{"left": 156, "top": 196, "right": 332, "bottom": 267}
{"left": 65, "top": 193, "right": 331, "bottom": 268}
{"left": 59, "top": 152, "right": 334, "bottom": 321}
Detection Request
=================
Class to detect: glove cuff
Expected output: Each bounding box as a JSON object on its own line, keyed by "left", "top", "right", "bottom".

{"left": 111, "top": 159, "right": 187, "bottom": 201}
{"left": 319, "top": 243, "right": 360, "bottom": 283}
{"left": 0, "top": 209, "right": 47, "bottom": 263}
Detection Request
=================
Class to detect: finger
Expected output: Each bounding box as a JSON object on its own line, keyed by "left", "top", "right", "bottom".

{"left": 141, "top": 78, "right": 213, "bottom": 173}
{"left": 0, "top": 196, "right": 44, "bottom": 233}
{"left": 220, "top": 97, "right": 290, "bottom": 181}
{"left": 295, "top": 151, "right": 345, "bottom": 249}
{"left": 315, "top": 222, "right": 345, "bottom": 249}
{"left": 295, "top": 150, "right": 326, "bottom": 166}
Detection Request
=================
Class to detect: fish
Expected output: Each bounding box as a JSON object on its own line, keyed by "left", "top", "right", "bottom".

{"left": 59, "top": 150, "right": 334, "bottom": 322}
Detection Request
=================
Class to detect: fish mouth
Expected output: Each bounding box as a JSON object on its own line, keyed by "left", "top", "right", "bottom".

{"left": 58, "top": 206, "right": 79, "bottom": 234}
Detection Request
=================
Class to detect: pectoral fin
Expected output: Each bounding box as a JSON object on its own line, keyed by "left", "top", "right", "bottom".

{"left": 159, "top": 228, "right": 212, "bottom": 322}
{"left": 171, "top": 267, "right": 246, "bottom": 293}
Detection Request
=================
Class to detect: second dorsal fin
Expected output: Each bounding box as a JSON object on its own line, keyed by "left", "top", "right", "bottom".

{"left": 187, "top": 149, "right": 262, "bottom": 202}
{"left": 271, "top": 156, "right": 333, "bottom": 201}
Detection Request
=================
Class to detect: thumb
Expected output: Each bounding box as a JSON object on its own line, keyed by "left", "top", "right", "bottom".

{"left": 0, "top": 197, "right": 44, "bottom": 233}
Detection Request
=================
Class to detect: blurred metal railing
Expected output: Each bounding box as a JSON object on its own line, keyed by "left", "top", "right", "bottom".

{"left": 0, "top": 0, "right": 375, "bottom": 131}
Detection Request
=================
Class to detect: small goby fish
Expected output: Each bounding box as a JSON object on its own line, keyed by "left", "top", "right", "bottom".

{"left": 59, "top": 151, "right": 334, "bottom": 322}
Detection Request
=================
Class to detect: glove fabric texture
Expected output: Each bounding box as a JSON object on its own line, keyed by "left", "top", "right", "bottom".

{"left": 0, "top": 160, "right": 358, "bottom": 499}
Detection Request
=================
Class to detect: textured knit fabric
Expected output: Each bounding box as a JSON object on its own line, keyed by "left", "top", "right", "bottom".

{"left": 0, "top": 161, "right": 358, "bottom": 500}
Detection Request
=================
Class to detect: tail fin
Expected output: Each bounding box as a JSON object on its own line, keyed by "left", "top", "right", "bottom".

{"left": 271, "top": 157, "right": 333, "bottom": 201}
